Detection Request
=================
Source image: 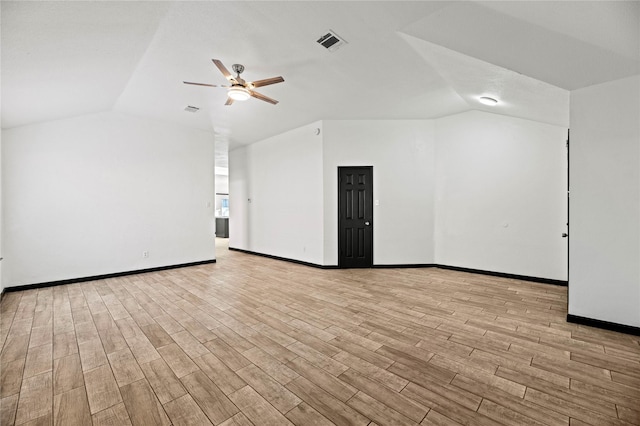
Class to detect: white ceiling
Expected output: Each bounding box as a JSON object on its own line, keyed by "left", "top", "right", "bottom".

{"left": 2, "top": 1, "right": 639, "bottom": 157}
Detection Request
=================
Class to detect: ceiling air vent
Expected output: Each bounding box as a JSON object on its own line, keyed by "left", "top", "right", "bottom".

{"left": 184, "top": 105, "right": 200, "bottom": 113}
{"left": 317, "top": 30, "right": 347, "bottom": 52}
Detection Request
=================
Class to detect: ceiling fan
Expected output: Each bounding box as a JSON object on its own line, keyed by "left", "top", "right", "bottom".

{"left": 184, "top": 59, "right": 284, "bottom": 105}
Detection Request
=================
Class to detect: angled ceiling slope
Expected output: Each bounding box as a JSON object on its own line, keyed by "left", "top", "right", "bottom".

{"left": 113, "top": 1, "right": 469, "bottom": 146}
{"left": 401, "top": 1, "right": 640, "bottom": 91}
{"left": 1, "top": 1, "right": 171, "bottom": 129}
{"left": 2, "top": 1, "right": 638, "bottom": 147}
{"left": 399, "top": 34, "right": 569, "bottom": 127}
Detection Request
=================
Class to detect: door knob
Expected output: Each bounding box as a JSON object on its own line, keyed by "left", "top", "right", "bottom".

{"left": 562, "top": 233, "right": 568, "bottom": 238}
{"left": 365, "top": 221, "right": 370, "bottom": 226}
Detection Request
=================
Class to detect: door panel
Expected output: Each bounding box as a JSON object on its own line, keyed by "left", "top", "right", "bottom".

{"left": 339, "top": 167, "right": 373, "bottom": 268}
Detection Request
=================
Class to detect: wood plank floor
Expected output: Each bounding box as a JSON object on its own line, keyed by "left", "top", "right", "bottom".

{"left": 1, "top": 239, "right": 639, "bottom": 426}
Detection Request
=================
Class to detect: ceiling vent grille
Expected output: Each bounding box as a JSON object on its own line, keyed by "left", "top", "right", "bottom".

{"left": 317, "top": 30, "right": 346, "bottom": 52}
{"left": 184, "top": 105, "right": 200, "bottom": 113}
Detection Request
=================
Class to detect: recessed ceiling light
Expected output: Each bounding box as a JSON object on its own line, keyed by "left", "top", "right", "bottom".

{"left": 479, "top": 96, "right": 499, "bottom": 106}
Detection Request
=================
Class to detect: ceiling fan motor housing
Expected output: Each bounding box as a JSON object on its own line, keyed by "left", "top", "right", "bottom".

{"left": 232, "top": 64, "right": 245, "bottom": 75}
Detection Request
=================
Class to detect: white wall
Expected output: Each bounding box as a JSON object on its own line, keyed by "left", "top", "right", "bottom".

{"left": 435, "top": 111, "right": 568, "bottom": 280}
{"left": 229, "top": 121, "right": 324, "bottom": 265}
{"left": 322, "top": 120, "right": 436, "bottom": 266}
{"left": 229, "top": 148, "right": 250, "bottom": 248}
{"left": 0, "top": 132, "right": 3, "bottom": 294}
{"left": 569, "top": 75, "right": 640, "bottom": 328}
{"left": 2, "top": 111, "right": 216, "bottom": 288}
{"left": 232, "top": 115, "right": 566, "bottom": 280}
{"left": 215, "top": 173, "right": 229, "bottom": 216}
{"left": 216, "top": 174, "right": 229, "bottom": 193}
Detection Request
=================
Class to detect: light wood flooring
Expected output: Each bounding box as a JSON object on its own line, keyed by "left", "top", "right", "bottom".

{"left": 1, "top": 239, "right": 639, "bottom": 426}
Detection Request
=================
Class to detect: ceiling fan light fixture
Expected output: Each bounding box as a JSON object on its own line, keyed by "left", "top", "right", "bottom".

{"left": 228, "top": 86, "right": 251, "bottom": 101}
{"left": 479, "top": 96, "right": 499, "bottom": 106}
{"left": 185, "top": 59, "right": 282, "bottom": 105}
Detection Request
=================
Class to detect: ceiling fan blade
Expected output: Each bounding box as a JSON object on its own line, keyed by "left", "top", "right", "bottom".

{"left": 250, "top": 76, "right": 284, "bottom": 88}
{"left": 250, "top": 90, "right": 278, "bottom": 105}
{"left": 183, "top": 81, "right": 218, "bottom": 88}
{"left": 212, "top": 59, "right": 237, "bottom": 83}
{"left": 225, "top": 97, "right": 234, "bottom": 106}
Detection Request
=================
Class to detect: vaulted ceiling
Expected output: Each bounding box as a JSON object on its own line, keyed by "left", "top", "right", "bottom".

{"left": 2, "top": 1, "right": 639, "bottom": 156}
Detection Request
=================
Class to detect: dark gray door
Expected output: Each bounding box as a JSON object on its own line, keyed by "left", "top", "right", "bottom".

{"left": 338, "top": 166, "right": 373, "bottom": 268}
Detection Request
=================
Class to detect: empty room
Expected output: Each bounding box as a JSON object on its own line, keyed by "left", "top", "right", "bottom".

{"left": 1, "top": 1, "right": 639, "bottom": 426}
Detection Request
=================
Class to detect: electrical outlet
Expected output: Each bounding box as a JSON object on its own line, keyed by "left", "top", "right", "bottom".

{"left": 142, "top": 251, "right": 149, "bottom": 258}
